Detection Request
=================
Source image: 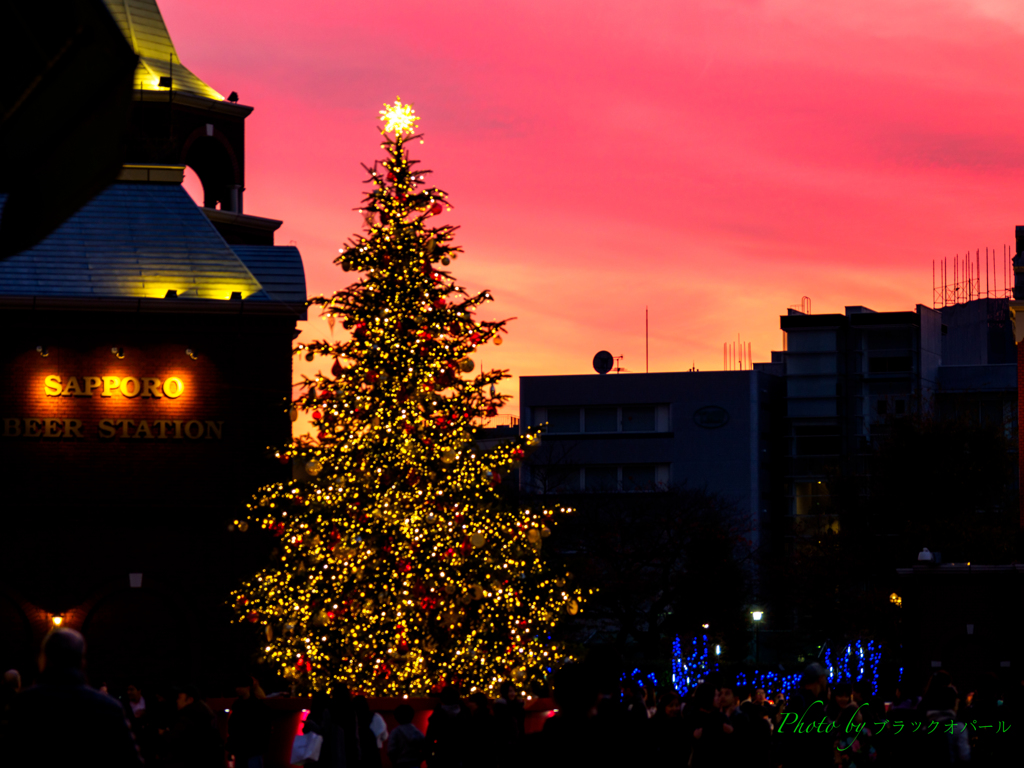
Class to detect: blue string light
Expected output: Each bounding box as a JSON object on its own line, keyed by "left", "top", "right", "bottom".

{"left": 821, "top": 640, "right": 884, "bottom": 695}
{"left": 670, "top": 633, "right": 717, "bottom": 694}
{"left": 623, "top": 668, "right": 661, "bottom": 694}
{"left": 677, "top": 638, "right": 888, "bottom": 700}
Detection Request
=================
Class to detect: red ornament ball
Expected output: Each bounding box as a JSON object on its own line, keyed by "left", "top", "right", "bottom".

{"left": 430, "top": 202, "right": 443, "bottom": 215}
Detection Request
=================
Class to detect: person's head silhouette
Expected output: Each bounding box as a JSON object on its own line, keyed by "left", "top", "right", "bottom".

{"left": 39, "top": 628, "right": 85, "bottom": 673}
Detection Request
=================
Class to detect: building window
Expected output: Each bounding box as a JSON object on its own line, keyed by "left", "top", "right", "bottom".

{"left": 533, "top": 405, "right": 670, "bottom": 434}
{"left": 622, "top": 464, "right": 657, "bottom": 491}
{"left": 530, "top": 464, "right": 669, "bottom": 493}
{"left": 868, "top": 356, "right": 912, "bottom": 373}
{"left": 792, "top": 425, "right": 841, "bottom": 456}
{"left": 584, "top": 466, "right": 618, "bottom": 491}
{"left": 622, "top": 406, "right": 656, "bottom": 432}
{"left": 864, "top": 328, "right": 911, "bottom": 350}
{"left": 546, "top": 407, "right": 581, "bottom": 433}
{"left": 794, "top": 481, "right": 830, "bottom": 516}
{"left": 584, "top": 407, "right": 617, "bottom": 433}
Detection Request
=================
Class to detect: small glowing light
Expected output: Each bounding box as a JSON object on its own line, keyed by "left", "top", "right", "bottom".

{"left": 702, "top": 623, "right": 709, "bottom": 629}
{"left": 380, "top": 98, "right": 419, "bottom": 135}
{"left": 752, "top": 611, "right": 764, "bottom": 622}
{"left": 889, "top": 593, "right": 902, "bottom": 607}
{"left": 51, "top": 616, "right": 63, "bottom": 627}
{"left": 715, "top": 645, "right": 721, "bottom": 656}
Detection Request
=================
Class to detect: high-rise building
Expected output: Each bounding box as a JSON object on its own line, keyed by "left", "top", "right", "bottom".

{"left": 776, "top": 300, "right": 1015, "bottom": 533}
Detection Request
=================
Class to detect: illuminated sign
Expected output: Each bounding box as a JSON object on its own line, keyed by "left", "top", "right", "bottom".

{"left": 44, "top": 375, "right": 184, "bottom": 399}
{"left": 3, "top": 418, "right": 222, "bottom": 440}
{"left": 1, "top": 374, "right": 223, "bottom": 440}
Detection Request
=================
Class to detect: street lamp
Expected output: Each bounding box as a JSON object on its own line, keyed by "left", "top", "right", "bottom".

{"left": 751, "top": 609, "right": 764, "bottom": 665}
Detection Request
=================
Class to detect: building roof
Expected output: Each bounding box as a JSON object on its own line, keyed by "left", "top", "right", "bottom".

{"left": 0, "top": 183, "right": 306, "bottom": 316}
{"left": 233, "top": 245, "right": 307, "bottom": 311}
{"left": 103, "top": 0, "right": 223, "bottom": 101}
{"left": 781, "top": 310, "right": 921, "bottom": 330}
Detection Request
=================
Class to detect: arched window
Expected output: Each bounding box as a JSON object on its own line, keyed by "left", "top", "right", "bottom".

{"left": 182, "top": 133, "right": 241, "bottom": 211}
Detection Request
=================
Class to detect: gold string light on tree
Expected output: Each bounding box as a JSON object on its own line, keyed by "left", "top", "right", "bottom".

{"left": 231, "top": 100, "right": 584, "bottom": 695}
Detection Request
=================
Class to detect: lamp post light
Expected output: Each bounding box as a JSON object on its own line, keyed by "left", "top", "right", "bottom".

{"left": 751, "top": 610, "right": 764, "bottom": 665}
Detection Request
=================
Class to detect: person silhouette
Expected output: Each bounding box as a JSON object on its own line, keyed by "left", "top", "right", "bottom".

{"left": 0, "top": 628, "right": 142, "bottom": 767}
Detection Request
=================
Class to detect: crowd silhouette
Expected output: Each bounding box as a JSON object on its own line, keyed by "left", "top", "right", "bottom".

{"left": 1, "top": 628, "right": 1020, "bottom": 766}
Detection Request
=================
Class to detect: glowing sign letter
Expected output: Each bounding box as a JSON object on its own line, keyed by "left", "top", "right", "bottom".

{"left": 120, "top": 377, "right": 141, "bottom": 398}
{"left": 163, "top": 377, "right": 184, "bottom": 398}
{"left": 102, "top": 376, "right": 122, "bottom": 397}
{"left": 62, "top": 378, "right": 83, "bottom": 397}
{"left": 141, "top": 378, "right": 163, "bottom": 398}
{"left": 44, "top": 376, "right": 62, "bottom": 397}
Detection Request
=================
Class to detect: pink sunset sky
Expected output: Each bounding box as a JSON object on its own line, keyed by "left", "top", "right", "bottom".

{"left": 164, "top": 0, "right": 1024, "bottom": 421}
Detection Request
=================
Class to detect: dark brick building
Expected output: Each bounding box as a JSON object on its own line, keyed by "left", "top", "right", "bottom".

{"left": 0, "top": 0, "right": 306, "bottom": 691}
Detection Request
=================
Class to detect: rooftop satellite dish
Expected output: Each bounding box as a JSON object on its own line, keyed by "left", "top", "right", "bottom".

{"left": 593, "top": 350, "right": 614, "bottom": 375}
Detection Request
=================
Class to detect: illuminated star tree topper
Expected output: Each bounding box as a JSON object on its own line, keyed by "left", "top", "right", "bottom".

{"left": 380, "top": 97, "right": 420, "bottom": 136}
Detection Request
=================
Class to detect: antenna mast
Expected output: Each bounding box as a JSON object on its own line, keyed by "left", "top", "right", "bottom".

{"left": 645, "top": 306, "right": 649, "bottom": 373}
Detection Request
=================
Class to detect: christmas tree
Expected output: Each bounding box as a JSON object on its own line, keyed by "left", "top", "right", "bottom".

{"left": 231, "top": 100, "right": 583, "bottom": 695}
